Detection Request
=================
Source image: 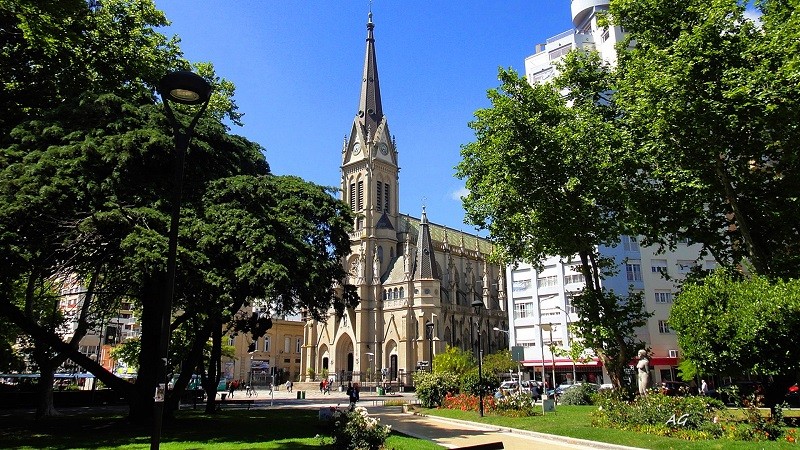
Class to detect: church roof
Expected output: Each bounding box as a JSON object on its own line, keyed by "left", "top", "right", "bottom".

{"left": 398, "top": 214, "right": 493, "bottom": 254}
{"left": 357, "top": 11, "right": 383, "bottom": 140}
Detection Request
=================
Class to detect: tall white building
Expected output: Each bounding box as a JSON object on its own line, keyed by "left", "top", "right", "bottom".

{"left": 506, "top": 238, "right": 714, "bottom": 387}
{"left": 505, "top": 1, "right": 714, "bottom": 387}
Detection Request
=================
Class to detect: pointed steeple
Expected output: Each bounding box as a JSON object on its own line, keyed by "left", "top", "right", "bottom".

{"left": 357, "top": 11, "right": 383, "bottom": 141}
{"left": 414, "top": 206, "right": 439, "bottom": 280}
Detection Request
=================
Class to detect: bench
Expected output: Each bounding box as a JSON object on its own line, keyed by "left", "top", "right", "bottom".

{"left": 216, "top": 399, "right": 255, "bottom": 410}
{"left": 454, "top": 442, "right": 504, "bottom": 450}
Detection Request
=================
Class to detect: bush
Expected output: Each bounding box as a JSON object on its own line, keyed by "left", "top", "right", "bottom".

{"left": 459, "top": 370, "right": 500, "bottom": 397}
{"left": 593, "top": 392, "right": 724, "bottom": 435}
{"left": 560, "top": 383, "right": 597, "bottom": 405}
{"left": 493, "top": 392, "right": 539, "bottom": 417}
{"left": 329, "top": 406, "right": 391, "bottom": 450}
{"left": 413, "top": 371, "right": 459, "bottom": 408}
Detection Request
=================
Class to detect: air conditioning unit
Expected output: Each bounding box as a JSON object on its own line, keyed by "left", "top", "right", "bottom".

{"left": 668, "top": 350, "right": 679, "bottom": 358}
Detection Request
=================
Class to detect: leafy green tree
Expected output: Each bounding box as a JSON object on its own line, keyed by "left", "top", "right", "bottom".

{"left": 412, "top": 371, "right": 459, "bottom": 408}
{"left": 433, "top": 345, "right": 475, "bottom": 377}
{"left": 670, "top": 269, "right": 800, "bottom": 377}
{"left": 0, "top": 0, "right": 358, "bottom": 423}
{"left": 456, "top": 57, "right": 650, "bottom": 387}
{"left": 482, "top": 349, "right": 516, "bottom": 377}
{"left": 609, "top": 0, "right": 800, "bottom": 279}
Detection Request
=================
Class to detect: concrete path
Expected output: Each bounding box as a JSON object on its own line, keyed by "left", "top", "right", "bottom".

{"left": 242, "top": 387, "right": 644, "bottom": 450}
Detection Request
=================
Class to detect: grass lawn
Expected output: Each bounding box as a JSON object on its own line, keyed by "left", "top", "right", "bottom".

{"left": 0, "top": 408, "right": 443, "bottom": 449}
{"left": 419, "top": 405, "right": 800, "bottom": 450}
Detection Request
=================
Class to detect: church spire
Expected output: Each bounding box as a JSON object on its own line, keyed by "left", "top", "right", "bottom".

{"left": 414, "top": 206, "right": 439, "bottom": 280}
{"left": 357, "top": 10, "right": 383, "bottom": 140}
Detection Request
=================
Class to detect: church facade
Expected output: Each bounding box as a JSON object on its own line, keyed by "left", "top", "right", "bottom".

{"left": 299, "top": 13, "right": 507, "bottom": 386}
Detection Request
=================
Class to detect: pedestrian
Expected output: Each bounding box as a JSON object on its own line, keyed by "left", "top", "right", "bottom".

{"left": 325, "top": 378, "right": 331, "bottom": 395}
{"left": 700, "top": 379, "right": 709, "bottom": 396}
{"left": 228, "top": 380, "right": 235, "bottom": 398}
{"left": 319, "top": 379, "right": 324, "bottom": 393}
{"left": 530, "top": 383, "right": 541, "bottom": 403}
{"left": 286, "top": 380, "right": 293, "bottom": 393}
{"left": 346, "top": 382, "right": 357, "bottom": 409}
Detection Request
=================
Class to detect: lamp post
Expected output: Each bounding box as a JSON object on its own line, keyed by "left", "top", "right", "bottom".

{"left": 471, "top": 299, "right": 484, "bottom": 417}
{"left": 555, "top": 305, "right": 577, "bottom": 384}
{"left": 152, "top": 70, "right": 212, "bottom": 450}
{"left": 540, "top": 323, "right": 556, "bottom": 406}
{"left": 425, "top": 320, "right": 434, "bottom": 372}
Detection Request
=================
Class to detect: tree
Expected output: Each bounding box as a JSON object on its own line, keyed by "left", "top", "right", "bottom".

{"left": 670, "top": 269, "right": 800, "bottom": 378}
{"left": 456, "top": 57, "right": 650, "bottom": 387}
{"left": 482, "top": 349, "right": 516, "bottom": 377}
{"left": 0, "top": 1, "right": 358, "bottom": 423}
{"left": 433, "top": 346, "right": 475, "bottom": 377}
{"left": 609, "top": 0, "right": 800, "bottom": 279}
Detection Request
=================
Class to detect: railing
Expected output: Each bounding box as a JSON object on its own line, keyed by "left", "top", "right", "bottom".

{"left": 546, "top": 29, "right": 575, "bottom": 44}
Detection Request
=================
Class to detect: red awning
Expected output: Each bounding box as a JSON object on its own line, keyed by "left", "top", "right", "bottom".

{"left": 521, "top": 358, "right": 601, "bottom": 368}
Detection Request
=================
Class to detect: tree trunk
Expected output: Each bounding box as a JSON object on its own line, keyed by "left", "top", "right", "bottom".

{"left": 204, "top": 319, "right": 223, "bottom": 414}
{"left": 35, "top": 364, "right": 59, "bottom": 419}
{"left": 130, "top": 274, "right": 164, "bottom": 425}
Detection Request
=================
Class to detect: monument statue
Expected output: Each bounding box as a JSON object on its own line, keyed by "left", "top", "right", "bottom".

{"left": 636, "top": 349, "right": 650, "bottom": 395}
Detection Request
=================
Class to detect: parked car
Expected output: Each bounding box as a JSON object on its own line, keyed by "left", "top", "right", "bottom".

{"left": 661, "top": 380, "right": 692, "bottom": 396}
{"left": 786, "top": 383, "right": 800, "bottom": 407}
{"left": 718, "top": 381, "right": 766, "bottom": 406}
{"left": 498, "top": 381, "right": 519, "bottom": 395}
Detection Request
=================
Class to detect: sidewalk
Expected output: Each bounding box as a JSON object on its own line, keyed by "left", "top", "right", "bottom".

{"left": 234, "top": 387, "right": 644, "bottom": 449}
{"left": 368, "top": 404, "right": 645, "bottom": 450}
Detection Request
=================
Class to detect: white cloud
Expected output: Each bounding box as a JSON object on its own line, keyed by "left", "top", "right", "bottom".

{"left": 743, "top": 7, "right": 762, "bottom": 27}
{"left": 451, "top": 187, "right": 469, "bottom": 201}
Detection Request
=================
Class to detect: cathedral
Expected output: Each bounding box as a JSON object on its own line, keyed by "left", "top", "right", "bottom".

{"left": 300, "top": 12, "right": 507, "bottom": 387}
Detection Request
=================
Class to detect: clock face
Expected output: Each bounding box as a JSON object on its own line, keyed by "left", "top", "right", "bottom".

{"left": 353, "top": 143, "right": 361, "bottom": 155}
{"left": 379, "top": 143, "right": 389, "bottom": 155}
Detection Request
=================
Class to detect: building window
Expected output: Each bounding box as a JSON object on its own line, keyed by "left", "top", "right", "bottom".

{"left": 227, "top": 336, "right": 235, "bottom": 347}
{"left": 349, "top": 183, "right": 356, "bottom": 211}
{"left": 296, "top": 338, "right": 302, "bottom": 353}
{"left": 677, "top": 260, "right": 696, "bottom": 273}
{"left": 399, "top": 287, "right": 404, "bottom": 298}
{"left": 601, "top": 28, "right": 610, "bottom": 42}
{"left": 376, "top": 181, "right": 382, "bottom": 212}
{"left": 357, "top": 181, "right": 364, "bottom": 211}
{"left": 284, "top": 337, "right": 291, "bottom": 353}
{"left": 537, "top": 275, "right": 558, "bottom": 288}
{"left": 622, "top": 235, "right": 640, "bottom": 252}
{"left": 514, "top": 301, "right": 534, "bottom": 319}
{"left": 341, "top": 314, "right": 348, "bottom": 327}
{"left": 651, "top": 259, "right": 668, "bottom": 275}
{"left": 548, "top": 43, "right": 572, "bottom": 60}
{"left": 564, "top": 293, "right": 577, "bottom": 314}
{"left": 654, "top": 291, "right": 673, "bottom": 304}
{"left": 564, "top": 274, "right": 585, "bottom": 285}
{"left": 264, "top": 336, "right": 271, "bottom": 352}
{"left": 384, "top": 183, "right": 390, "bottom": 213}
{"left": 512, "top": 279, "right": 531, "bottom": 292}
{"left": 626, "top": 262, "right": 643, "bottom": 282}
{"left": 518, "top": 341, "right": 537, "bottom": 347}
{"left": 658, "top": 320, "right": 672, "bottom": 334}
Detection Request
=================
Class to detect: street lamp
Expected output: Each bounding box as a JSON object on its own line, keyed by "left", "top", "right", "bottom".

{"left": 554, "top": 305, "right": 577, "bottom": 384}
{"left": 540, "top": 323, "right": 556, "bottom": 410}
{"left": 471, "top": 299, "right": 484, "bottom": 417}
{"left": 152, "top": 70, "right": 212, "bottom": 450}
{"left": 425, "top": 320, "right": 434, "bottom": 372}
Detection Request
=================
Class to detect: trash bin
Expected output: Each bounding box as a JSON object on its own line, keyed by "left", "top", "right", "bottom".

{"left": 377, "top": 387, "right": 385, "bottom": 396}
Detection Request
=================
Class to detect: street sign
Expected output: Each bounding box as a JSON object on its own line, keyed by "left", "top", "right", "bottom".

{"left": 511, "top": 346, "right": 524, "bottom": 362}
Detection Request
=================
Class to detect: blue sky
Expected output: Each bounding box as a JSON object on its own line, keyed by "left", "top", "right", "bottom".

{"left": 157, "top": 2, "right": 574, "bottom": 232}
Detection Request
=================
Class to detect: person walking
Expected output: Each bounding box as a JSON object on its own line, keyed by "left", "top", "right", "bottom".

{"left": 286, "top": 380, "right": 293, "bottom": 393}
{"left": 319, "top": 379, "right": 324, "bottom": 393}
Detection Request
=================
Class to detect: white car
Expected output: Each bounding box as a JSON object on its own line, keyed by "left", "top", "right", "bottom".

{"left": 499, "top": 381, "right": 519, "bottom": 394}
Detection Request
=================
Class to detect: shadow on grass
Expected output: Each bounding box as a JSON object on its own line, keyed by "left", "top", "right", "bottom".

{"left": 0, "top": 408, "right": 329, "bottom": 449}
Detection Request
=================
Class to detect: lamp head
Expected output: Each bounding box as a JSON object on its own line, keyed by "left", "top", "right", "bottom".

{"left": 471, "top": 299, "right": 483, "bottom": 314}
{"left": 159, "top": 71, "right": 212, "bottom": 105}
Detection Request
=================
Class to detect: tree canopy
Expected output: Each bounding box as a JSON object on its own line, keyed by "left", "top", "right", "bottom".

{"left": 0, "top": 0, "right": 357, "bottom": 421}
{"left": 456, "top": 55, "right": 650, "bottom": 387}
